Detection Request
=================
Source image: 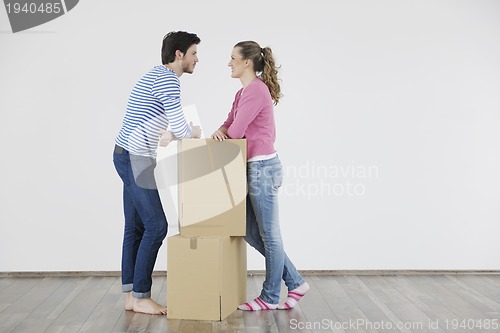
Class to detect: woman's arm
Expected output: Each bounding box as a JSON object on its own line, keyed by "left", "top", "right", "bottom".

{"left": 226, "top": 85, "right": 263, "bottom": 139}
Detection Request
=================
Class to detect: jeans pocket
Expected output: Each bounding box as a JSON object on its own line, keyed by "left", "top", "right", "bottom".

{"left": 130, "top": 155, "right": 157, "bottom": 189}
{"left": 271, "top": 164, "right": 283, "bottom": 190}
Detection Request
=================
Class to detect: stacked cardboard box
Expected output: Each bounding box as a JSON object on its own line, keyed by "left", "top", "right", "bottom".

{"left": 167, "top": 139, "right": 247, "bottom": 321}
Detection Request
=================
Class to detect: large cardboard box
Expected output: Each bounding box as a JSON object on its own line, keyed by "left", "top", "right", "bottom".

{"left": 167, "top": 235, "right": 247, "bottom": 321}
{"left": 177, "top": 139, "right": 247, "bottom": 237}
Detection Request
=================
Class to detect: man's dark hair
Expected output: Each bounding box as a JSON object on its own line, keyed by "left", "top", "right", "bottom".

{"left": 161, "top": 31, "right": 201, "bottom": 65}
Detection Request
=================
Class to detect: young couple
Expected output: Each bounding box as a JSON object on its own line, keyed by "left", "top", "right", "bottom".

{"left": 113, "top": 31, "right": 309, "bottom": 315}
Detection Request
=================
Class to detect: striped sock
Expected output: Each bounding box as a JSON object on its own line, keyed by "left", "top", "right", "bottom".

{"left": 278, "top": 282, "right": 310, "bottom": 310}
{"left": 237, "top": 297, "right": 278, "bottom": 311}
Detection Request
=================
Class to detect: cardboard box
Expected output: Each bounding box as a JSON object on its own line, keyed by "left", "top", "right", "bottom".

{"left": 177, "top": 139, "right": 247, "bottom": 237}
{"left": 167, "top": 235, "right": 247, "bottom": 320}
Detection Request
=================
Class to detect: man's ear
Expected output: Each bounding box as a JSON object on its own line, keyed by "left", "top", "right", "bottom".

{"left": 175, "top": 50, "right": 184, "bottom": 59}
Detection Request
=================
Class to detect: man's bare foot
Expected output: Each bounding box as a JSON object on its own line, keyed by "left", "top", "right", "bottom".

{"left": 133, "top": 298, "right": 167, "bottom": 315}
{"left": 124, "top": 292, "right": 134, "bottom": 311}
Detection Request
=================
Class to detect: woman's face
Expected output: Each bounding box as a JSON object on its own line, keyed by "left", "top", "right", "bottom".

{"left": 228, "top": 47, "right": 247, "bottom": 78}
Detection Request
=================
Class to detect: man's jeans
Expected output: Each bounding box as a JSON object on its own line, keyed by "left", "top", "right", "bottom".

{"left": 245, "top": 156, "right": 305, "bottom": 304}
{"left": 113, "top": 145, "right": 168, "bottom": 299}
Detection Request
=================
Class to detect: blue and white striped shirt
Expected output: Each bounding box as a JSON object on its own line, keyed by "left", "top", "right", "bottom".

{"left": 115, "top": 65, "right": 192, "bottom": 157}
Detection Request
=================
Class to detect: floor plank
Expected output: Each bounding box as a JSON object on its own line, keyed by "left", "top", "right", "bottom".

{"left": 337, "top": 275, "right": 397, "bottom": 333}
{"left": 44, "top": 277, "right": 113, "bottom": 333}
{"left": 0, "top": 278, "right": 15, "bottom": 294}
{"left": 408, "top": 275, "right": 489, "bottom": 333}
{"left": 449, "top": 275, "right": 500, "bottom": 316}
{"left": 0, "top": 274, "right": 499, "bottom": 333}
{"left": 78, "top": 277, "right": 122, "bottom": 333}
{"left": 315, "top": 275, "right": 374, "bottom": 333}
{"left": 362, "top": 275, "right": 444, "bottom": 333}
{"left": 302, "top": 276, "right": 345, "bottom": 333}
{"left": 9, "top": 277, "right": 89, "bottom": 333}
{"left": 3, "top": 277, "right": 64, "bottom": 333}
{"left": 0, "top": 278, "right": 48, "bottom": 332}
{"left": 386, "top": 275, "right": 462, "bottom": 332}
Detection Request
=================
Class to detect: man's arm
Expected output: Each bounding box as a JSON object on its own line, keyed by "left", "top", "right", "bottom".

{"left": 151, "top": 73, "right": 193, "bottom": 139}
{"left": 159, "top": 122, "right": 201, "bottom": 147}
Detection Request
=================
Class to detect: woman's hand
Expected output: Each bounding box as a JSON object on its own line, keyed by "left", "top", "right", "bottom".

{"left": 211, "top": 129, "right": 228, "bottom": 141}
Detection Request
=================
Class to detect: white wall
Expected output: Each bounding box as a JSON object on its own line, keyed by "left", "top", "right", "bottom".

{"left": 1, "top": 0, "right": 499, "bottom": 272}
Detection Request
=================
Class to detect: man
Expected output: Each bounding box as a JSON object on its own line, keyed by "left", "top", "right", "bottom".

{"left": 113, "top": 31, "right": 201, "bottom": 315}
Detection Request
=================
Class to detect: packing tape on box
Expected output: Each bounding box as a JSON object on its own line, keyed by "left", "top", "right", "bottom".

{"left": 190, "top": 237, "right": 197, "bottom": 250}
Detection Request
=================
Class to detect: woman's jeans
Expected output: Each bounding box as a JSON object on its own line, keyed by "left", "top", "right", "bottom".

{"left": 245, "top": 156, "right": 305, "bottom": 304}
{"left": 113, "top": 145, "right": 168, "bottom": 299}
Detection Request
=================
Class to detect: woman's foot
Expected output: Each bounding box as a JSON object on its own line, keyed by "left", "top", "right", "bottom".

{"left": 238, "top": 297, "right": 278, "bottom": 311}
{"left": 278, "top": 282, "right": 310, "bottom": 309}
{"left": 133, "top": 297, "right": 168, "bottom": 315}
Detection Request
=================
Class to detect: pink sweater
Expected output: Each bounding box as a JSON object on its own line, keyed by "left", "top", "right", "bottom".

{"left": 221, "top": 77, "right": 276, "bottom": 160}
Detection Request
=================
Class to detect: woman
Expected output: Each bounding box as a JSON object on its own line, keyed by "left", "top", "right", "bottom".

{"left": 211, "top": 41, "right": 309, "bottom": 310}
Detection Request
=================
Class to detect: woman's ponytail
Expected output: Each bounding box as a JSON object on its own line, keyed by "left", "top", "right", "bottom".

{"left": 260, "top": 47, "right": 282, "bottom": 105}
{"left": 234, "top": 41, "right": 282, "bottom": 105}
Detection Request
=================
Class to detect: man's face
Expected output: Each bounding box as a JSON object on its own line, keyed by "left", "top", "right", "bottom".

{"left": 182, "top": 44, "right": 198, "bottom": 74}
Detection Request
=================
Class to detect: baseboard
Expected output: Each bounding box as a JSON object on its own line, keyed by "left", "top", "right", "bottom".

{"left": 1, "top": 269, "right": 499, "bottom": 278}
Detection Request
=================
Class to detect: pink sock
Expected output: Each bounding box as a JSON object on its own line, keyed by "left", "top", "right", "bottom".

{"left": 237, "top": 297, "right": 278, "bottom": 311}
{"left": 278, "top": 282, "right": 310, "bottom": 310}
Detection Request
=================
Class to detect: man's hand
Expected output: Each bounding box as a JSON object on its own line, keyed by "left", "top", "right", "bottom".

{"left": 158, "top": 130, "right": 173, "bottom": 147}
{"left": 190, "top": 122, "right": 202, "bottom": 138}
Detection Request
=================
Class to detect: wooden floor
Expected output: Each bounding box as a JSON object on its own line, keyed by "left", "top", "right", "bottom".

{"left": 0, "top": 273, "right": 499, "bottom": 333}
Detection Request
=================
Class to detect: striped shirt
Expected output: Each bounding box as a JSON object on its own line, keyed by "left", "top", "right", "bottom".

{"left": 115, "top": 65, "right": 192, "bottom": 157}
